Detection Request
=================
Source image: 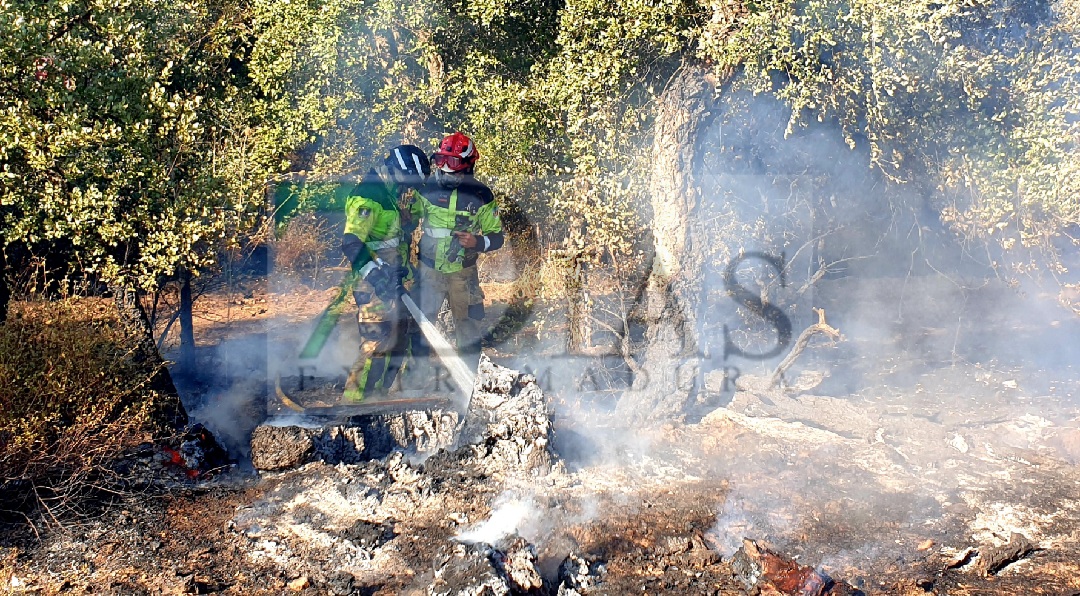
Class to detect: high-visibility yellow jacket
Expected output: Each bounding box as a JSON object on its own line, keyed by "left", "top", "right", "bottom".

{"left": 341, "top": 168, "right": 405, "bottom": 272}
{"left": 409, "top": 178, "right": 504, "bottom": 273}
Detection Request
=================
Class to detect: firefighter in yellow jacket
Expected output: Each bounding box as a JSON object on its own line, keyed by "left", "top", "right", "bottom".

{"left": 406, "top": 132, "right": 503, "bottom": 377}
{"left": 340, "top": 145, "right": 429, "bottom": 402}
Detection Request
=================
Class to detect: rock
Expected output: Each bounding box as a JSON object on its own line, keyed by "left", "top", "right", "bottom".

{"left": 287, "top": 575, "right": 310, "bottom": 591}
{"left": 250, "top": 426, "right": 314, "bottom": 471}
{"left": 556, "top": 553, "right": 606, "bottom": 595}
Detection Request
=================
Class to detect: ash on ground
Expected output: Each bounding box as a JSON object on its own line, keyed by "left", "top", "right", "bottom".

{"left": 10, "top": 351, "right": 1080, "bottom": 595}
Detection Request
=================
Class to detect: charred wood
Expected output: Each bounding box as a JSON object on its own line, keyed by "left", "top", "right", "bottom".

{"left": 730, "top": 538, "right": 862, "bottom": 596}
{"left": 978, "top": 532, "right": 1038, "bottom": 576}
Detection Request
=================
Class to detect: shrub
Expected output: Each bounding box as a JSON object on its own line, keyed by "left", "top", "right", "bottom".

{"left": 273, "top": 213, "right": 338, "bottom": 285}
{"left": 0, "top": 299, "right": 176, "bottom": 520}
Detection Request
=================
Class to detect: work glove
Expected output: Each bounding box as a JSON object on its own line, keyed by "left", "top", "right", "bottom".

{"left": 362, "top": 260, "right": 402, "bottom": 303}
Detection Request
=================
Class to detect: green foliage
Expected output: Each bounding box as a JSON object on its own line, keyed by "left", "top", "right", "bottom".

{"left": 248, "top": 0, "right": 447, "bottom": 174}
{"left": 526, "top": 0, "right": 703, "bottom": 255}
{"left": 0, "top": 0, "right": 266, "bottom": 291}
{"left": 0, "top": 299, "right": 174, "bottom": 509}
{"left": 244, "top": 0, "right": 565, "bottom": 239}
{"left": 5, "top": 0, "right": 1079, "bottom": 295}
{"left": 705, "top": 0, "right": 1080, "bottom": 271}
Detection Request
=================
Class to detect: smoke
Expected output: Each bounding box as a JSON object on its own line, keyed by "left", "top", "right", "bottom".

{"left": 168, "top": 12, "right": 1079, "bottom": 581}
{"left": 187, "top": 384, "right": 263, "bottom": 458}
{"left": 168, "top": 262, "right": 367, "bottom": 460}
{"left": 548, "top": 416, "right": 661, "bottom": 474}
{"left": 693, "top": 86, "right": 1080, "bottom": 398}
{"left": 547, "top": 77, "right": 1080, "bottom": 580}
{"left": 455, "top": 492, "right": 544, "bottom": 546}
{"left": 709, "top": 489, "right": 798, "bottom": 558}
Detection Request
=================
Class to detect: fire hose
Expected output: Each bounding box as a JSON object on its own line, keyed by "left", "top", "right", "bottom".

{"left": 399, "top": 292, "right": 475, "bottom": 411}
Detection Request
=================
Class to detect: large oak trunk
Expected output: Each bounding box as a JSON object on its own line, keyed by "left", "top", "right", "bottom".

{"left": 615, "top": 61, "right": 717, "bottom": 424}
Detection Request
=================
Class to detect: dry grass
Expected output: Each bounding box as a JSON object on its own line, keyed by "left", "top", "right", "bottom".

{"left": 273, "top": 214, "right": 336, "bottom": 283}
{"left": 0, "top": 298, "right": 174, "bottom": 522}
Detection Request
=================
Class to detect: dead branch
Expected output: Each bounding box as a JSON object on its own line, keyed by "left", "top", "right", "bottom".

{"left": 769, "top": 308, "right": 840, "bottom": 388}
{"left": 587, "top": 316, "right": 642, "bottom": 375}
{"left": 155, "top": 308, "right": 182, "bottom": 352}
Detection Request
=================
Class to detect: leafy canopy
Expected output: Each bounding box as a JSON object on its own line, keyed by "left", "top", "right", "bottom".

{"left": 706, "top": 0, "right": 1080, "bottom": 269}
{"left": 3, "top": 0, "right": 1079, "bottom": 290}
{"left": 0, "top": 0, "right": 262, "bottom": 290}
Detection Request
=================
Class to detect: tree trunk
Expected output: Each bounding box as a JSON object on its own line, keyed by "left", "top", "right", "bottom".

{"left": 112, "top": 286, "right": 188, "bottom": 430}
{"left": 615, "top": 61, "right": 717, "bottom": 424}
{"left": 178, "top": 268, "right": 196, "bottom": 376}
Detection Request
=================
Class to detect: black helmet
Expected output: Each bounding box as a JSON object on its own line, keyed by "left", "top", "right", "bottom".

{"left": 385, "top": 145, "right": 430, "bottom": 187}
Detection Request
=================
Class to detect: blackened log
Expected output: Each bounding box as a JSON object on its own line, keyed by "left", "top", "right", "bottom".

{"left": 979, "top": 533, "right": 1038, "bottom": 576}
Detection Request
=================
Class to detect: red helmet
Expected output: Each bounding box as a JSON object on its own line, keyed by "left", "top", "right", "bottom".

{"left": 431, "top": 132, "right": 479, "bottom": 173}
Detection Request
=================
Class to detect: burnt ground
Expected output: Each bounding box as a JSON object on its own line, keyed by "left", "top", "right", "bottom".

{"left": 5, "top": 269, "right": 1080, "bottom": 595}
{"left": 5, "top": 408, "right": 1080, "bottom": 595}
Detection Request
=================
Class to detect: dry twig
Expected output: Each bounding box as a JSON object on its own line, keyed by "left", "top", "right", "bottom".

{"left": 769, "top": 308, "right": 841, "bottom": 388}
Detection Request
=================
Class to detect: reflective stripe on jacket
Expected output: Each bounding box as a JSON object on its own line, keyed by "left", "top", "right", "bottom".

{"left": 411, "top": 178, "right": 503, "bottom": 273}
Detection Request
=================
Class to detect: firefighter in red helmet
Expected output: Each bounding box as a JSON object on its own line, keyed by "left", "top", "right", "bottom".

{"left": 404, "top": 132, "right": 504, "bottom": 381}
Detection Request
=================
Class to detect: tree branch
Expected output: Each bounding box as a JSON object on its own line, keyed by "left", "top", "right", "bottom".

{"left": 769, "top": 308, "right": 841, "bottom": 388}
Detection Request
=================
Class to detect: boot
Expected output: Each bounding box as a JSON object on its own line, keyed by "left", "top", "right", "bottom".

{"left": 342, "top": 359, "right": 366, "bottom": 403}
